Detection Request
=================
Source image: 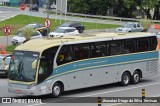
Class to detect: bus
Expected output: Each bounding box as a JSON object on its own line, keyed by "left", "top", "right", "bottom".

{"left": 4, "top": 32, "right": 158, "bottom": 97}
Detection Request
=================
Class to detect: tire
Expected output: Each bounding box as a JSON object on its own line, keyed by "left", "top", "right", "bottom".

{"left": 79, "top": 28, "right": 83, "bottom": 33}
{"left": 131, "top": 71, "right": 140, "bottom": 84}
{"left": 121, "top": 72, "right": 131, "bottom": 86}
{"left": 51, "top": 83, "right": 62, "bottom": 98}
{"left": 43, "top": 30, "right": 47, "bottom": 36}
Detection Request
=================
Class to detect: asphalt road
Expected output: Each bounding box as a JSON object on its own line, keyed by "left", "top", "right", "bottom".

{"left": 23, "top": 8, "right": 125, "bottom": 25}
{"left": 0, "top": 74, "right": 160, "bottom": 106}
{"left": 0, "top": 6, "right": 20, "bottom": 22}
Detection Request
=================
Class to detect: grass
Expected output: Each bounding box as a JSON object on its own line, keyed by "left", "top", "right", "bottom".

{"left": 0, "top": 14, "right": 120, "bottom": 36}
{"left": 6, "top": 45, "right": 17, "bottom": 52}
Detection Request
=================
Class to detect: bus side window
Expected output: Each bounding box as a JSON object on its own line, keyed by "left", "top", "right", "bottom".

{"left": 121, "top": 39, "right": 136, "bottom": 54}
{"left": 91, "top": 42, "right": 106, "bottom": 58}
{"left": 136, "top": 38, "right": 150, "bottom": 52}
{"left": 56, "top": 45, "right": 73, "bottom": 65}
{"left": 108, "top": 41, "right": 121, "bottom": 55}
{"left": 150, "top": 36, "right": 157, "bottom": 50}
{"left": 74, "top": 44, "right": 90, "bottom": 60}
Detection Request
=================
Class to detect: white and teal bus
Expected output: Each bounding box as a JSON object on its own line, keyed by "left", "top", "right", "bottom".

{"left": 4, "top": 32, "right": 158, "bottom": 97}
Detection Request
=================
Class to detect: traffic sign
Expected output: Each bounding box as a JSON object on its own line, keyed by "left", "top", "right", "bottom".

{"left": 3, "top": 26, "right": 11, "bottom": 36}
{"left": 20, "top": 4, "right": 26, "bottom": 10}
{"left": 44, "top": 18, "right": 51, "bottom": 28}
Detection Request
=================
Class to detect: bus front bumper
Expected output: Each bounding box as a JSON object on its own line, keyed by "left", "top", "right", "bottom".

{"left": 8, "top": 86, "right": 37, "bottom": 96}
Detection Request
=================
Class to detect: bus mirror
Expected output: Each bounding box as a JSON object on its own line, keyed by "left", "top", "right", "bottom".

{"left": 32, "top": 60, "right": 37, "bottom": 70}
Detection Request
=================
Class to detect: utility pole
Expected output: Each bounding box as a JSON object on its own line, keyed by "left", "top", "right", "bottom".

{"left": 65, "top": 0, "right": 67, "bottom": 22}
{"left": 60, "top": 0, "right": 62, "bottom": 24}
{"left": 47, "top": 0, "right": 49, "bottom": 18}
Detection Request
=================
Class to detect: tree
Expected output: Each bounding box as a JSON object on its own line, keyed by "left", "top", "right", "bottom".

{"left": 135, "top": 0, "right": 159, "bottom": 19}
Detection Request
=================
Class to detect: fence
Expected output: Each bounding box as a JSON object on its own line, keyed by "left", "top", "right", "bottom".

{"left": 67, "top": 12, "right": 160, "bottom": 23}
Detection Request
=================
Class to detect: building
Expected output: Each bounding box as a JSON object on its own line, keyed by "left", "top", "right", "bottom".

{"left": 10, "top": 0, "right": 20, "bottom": 6}
{"left": 0, "top": 0, "right": 9, "bottom": 5}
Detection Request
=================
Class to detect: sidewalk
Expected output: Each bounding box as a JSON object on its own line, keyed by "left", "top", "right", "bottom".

{"left": 0, "top": 36, "right": 13, "bottom": 46}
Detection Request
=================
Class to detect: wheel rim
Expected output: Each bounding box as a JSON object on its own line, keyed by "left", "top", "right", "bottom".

{"left": 134, "top": 73, "right": 139, "bottom": 83}
{"left": 123, "top": 75, "right": 129, "bottom": 84}
{"left": 53, "top": 86, "right": 60, "bottom": 96}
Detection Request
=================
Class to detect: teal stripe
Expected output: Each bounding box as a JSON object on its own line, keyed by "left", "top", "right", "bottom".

{"left": 52, "top": 51, "right": 158, "bottom": 75}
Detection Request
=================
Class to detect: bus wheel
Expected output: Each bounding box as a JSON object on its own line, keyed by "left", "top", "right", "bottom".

{"left": 131, "top": 71, "right": 140, "bottom": 84}
{"left": 121, "top": 72, "right": 130, "bottom": 86}
{"left": 51, "top": 83, "right": 62, "bottom": 98}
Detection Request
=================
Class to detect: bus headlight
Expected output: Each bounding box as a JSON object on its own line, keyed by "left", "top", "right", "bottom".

{"left": 27, "top": 83, "right": 36, "bottom": 89}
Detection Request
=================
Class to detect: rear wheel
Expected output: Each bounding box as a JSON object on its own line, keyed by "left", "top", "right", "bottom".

{"left": 51, "top": 83, "right": 62, "bottom": 98}
{"left": 79, "top": 28, "right": 83, "bottom": 33}
{"left": 131, "top": 71, "right": 140, "bottom": 84}
{"left": 121, "top": 72, "right": 131, "bottom": 86}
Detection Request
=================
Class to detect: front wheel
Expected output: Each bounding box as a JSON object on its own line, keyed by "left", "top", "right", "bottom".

{"left": 121, "top": 72, "right": 131, "bottom": 86}
{"left": 43, "top": 30, "right": 47, "bottom": 36}
{"left": 51, "top": 83, "right": 62, "bottom": 98}
{"left": 131, "top": 71, "right": 140, "bottom": 84}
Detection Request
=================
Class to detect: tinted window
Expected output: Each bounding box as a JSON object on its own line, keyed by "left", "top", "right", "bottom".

{"left": 108, "top": 41, "right": 122, "bottom": 55}
{"left": 150, "top": 36, "right": 157, "bottom": 50}
{"left": 121, "top": 39, "right": 136, "bottom": 54}
{"left": 91, "top": 42, "right": 106, "bottom": 58}
{"left": 66, "top": 29, "right": 75, "bottom": 33}
{"left": 74, "top": 44, "right": 90, "bottom": 60}
{"left": 57, "top": 45, "right": 73, "bottom": 65}
{"left": 136, "top": 38, "right": 150, "bottom": 52}
{"left": 54, "top": 28, "right": 65, "bottom": 33}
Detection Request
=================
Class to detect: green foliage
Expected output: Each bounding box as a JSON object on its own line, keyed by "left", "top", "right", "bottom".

{"left": 22, "top": 28, "right": 35, "bottom": 41}
{"left": 68, "top": 0, "right": 160, "bottom": 19}
{"left": 6, "top": 45, "right": 17, "bottom": 52}
{"left": 0, "top": 15, "right": 120, "bottom": 36}
{"left": 139, "top": 19, "right": 152, "bottom": 31}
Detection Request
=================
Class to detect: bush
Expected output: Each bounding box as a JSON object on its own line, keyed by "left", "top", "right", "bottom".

{"left": 6, "top": 45, "right": 17, "bottom": 53}
{"left": 139, "top": 19, "right": 152, "bottom": 32}
{"left": 22, "top": 27, "right": 35, "bottom": 41}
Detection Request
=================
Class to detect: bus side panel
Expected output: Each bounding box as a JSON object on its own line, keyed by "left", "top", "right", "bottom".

{"left": 99, "top": 66, "right": 119, "bottom": 85}
{"left": 118, "top": 62, "right": 147, "bottom": 82}
{"left": 145, "top": 60, "right": 158, "bottom": 77}
{"left": 82, "top": 68, "right": 99, "bottom": 88}
{"left": 66, "top": 71, "right": 83, "bottom": 90}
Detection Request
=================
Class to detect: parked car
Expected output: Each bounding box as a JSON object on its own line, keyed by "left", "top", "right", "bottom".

{"left": 12, "top": 31, "right": 42, "bottom": 45}
{"left": 49, "top": 27, "right": 79, "bottom": 37}
{"left": 17, "top": 23, "right": 50, "bottom": 36}
{"left": 29, "top": 4, "right": 39, "bottom": 11}
{"left": 0, "top": 55, "right": 11, "bottom": 77}
{"left": 116, "top": 22, "right": 144, "bottom": 32}
{"left": 58, "top": 22, "right": 85, "bottom": 33}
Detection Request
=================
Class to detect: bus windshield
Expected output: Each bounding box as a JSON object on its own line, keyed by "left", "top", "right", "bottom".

{"left": 8, "top": 51, "right": 40, "bottom": 82}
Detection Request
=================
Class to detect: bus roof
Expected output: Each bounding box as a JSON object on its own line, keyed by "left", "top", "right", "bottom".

{"left": 15, "top": 32, "right": 156, "bottom": 52}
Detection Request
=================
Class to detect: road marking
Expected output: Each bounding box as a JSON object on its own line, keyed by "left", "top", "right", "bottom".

{"left": 27, "top": 82, "right": 160, "bottom": 106}
{"left": 107, "top": 103, "right": 122, "bottom": 106}
{"left": 80, "top": 82, "right": 160, "bottom": 97}
{"left": 28, "top": 103, "right": 46, "bottom": 106}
